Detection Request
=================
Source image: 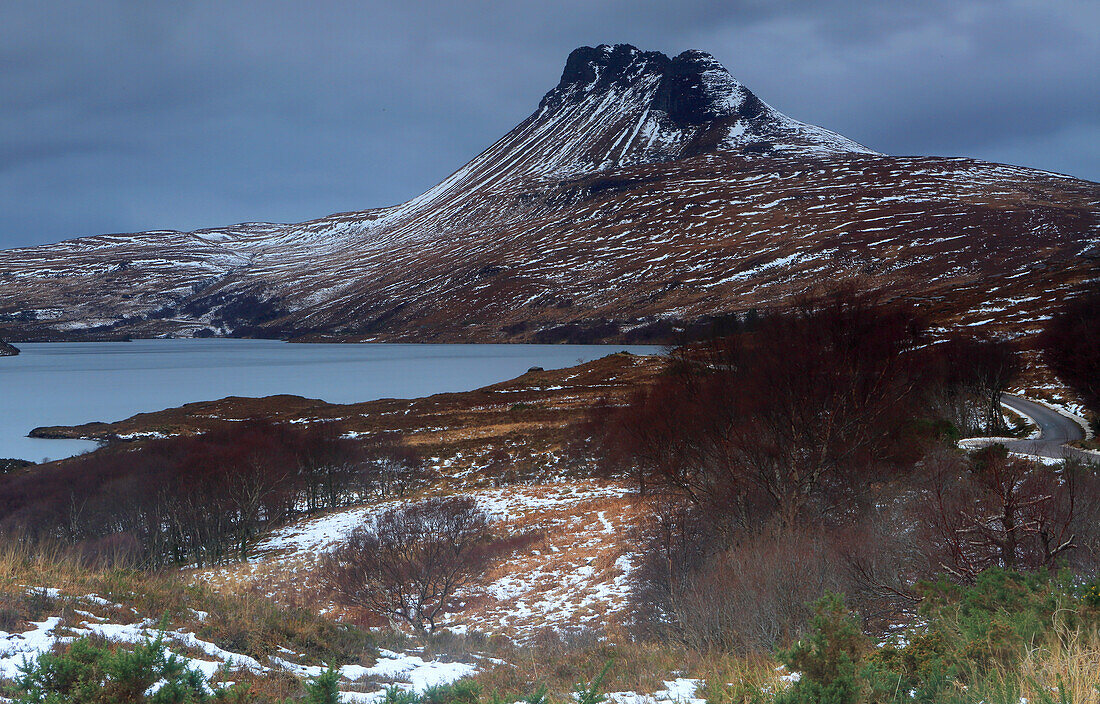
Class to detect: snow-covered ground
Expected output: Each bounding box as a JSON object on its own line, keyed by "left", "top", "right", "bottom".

{"left": 606, "top": 679, "right": 705, "bottom": 704}
{"left": 0, "top": 479, "right": 659, "bottom": 698}
{"left": 254, "top": 481, "right": 633, "bottom": 559}
{"left": 0, "top": 616, "right": 64, "bottom": 681}
{"left": 0, "top": 589, "right": 478, "bottom": 702}
{"left": 197, "top": 480, "right": 642, "bottom": 642}
{"left": 0, "top": 585, "right": 712, "bottom": 704}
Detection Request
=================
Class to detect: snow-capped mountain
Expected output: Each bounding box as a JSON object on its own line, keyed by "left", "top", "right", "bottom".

{"left": 1, "top": 44, "right": 1097, "bottom": 342}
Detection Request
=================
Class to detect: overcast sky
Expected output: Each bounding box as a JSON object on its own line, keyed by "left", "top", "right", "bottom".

{"left": 1, "top": 0, "right": 1097, "bottom": 250}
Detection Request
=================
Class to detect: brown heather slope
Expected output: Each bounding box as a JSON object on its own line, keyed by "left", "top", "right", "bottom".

{"left": 31, "top": 352, "right": 665, "bottom": 484}
{"left": 26, "top": 353, "right": 667, "bottom": 640}
{"left": 1, "top": 44, "right": 1096, "bottom": 344}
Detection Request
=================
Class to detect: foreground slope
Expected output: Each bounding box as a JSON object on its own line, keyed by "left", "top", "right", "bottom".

{"left": 1, "top": 44, "right": 1097, "bottom": 342}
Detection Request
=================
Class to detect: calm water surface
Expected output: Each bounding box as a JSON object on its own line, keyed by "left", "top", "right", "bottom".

{"left": 0, "top": 340, "right": 661, "bottom": 462}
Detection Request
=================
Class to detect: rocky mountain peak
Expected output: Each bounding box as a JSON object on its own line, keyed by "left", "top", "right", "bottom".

{"left": 0, "top": 43, "right": 1093, "bottom": 348}
{"left": 554, "top": 44, "right": 667, "bottom": 91}
{"left": 658, "top": 49, "right": 762, "bottom": 127}
{"left": 526, "top": 44, "right": 873, "bottom": 171}
{"left": 544, "top": 44, "right": 756, "bottom": 123}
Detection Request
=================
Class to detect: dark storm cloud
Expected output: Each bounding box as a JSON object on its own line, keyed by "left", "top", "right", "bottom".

{"left": 1, "top": 0, "right": 1096, "bottom": 249}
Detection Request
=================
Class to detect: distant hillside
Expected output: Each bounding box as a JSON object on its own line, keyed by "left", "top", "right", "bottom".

{"left": 1, "top": 44, "right": 1097, "bottom": 343}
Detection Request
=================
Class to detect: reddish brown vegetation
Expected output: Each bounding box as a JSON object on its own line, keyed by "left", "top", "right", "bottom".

{"left": 588, "top": 290, "right": 1099, "bottom": 650}
{"left": 917, "top": 446, "right": 1100, "bottom": 580}
{"left": 1042, "top": 281, "right": 1100, "bottom": 424}
{"left": 599, "top": 290, "right": 935, "bottom": 528}
{"left": 0, "top": 421, "right": 428, "bottom": 568}
{"left": 320, "top": 497, "right": 528, "bottom": 633}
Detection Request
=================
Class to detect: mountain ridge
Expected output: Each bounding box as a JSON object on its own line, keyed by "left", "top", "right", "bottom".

{"left": 0, "top": 44, "right": 1096, "bottom": 344}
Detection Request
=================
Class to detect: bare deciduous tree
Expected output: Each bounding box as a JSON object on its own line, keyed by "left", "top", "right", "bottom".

{"left": 917, "top": 445, "right": 1088, "bottom": 580}
{"left": 321, "top": 496, "right": 496, "bottom": 633}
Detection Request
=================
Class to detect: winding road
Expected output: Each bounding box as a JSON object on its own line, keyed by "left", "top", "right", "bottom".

{"left": 999, "top": 394, "right": 1095, "bottom": 462}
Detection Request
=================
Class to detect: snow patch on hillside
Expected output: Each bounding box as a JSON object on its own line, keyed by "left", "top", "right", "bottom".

{"left": 0, "top": 593, "right": 478, "bottom": 699}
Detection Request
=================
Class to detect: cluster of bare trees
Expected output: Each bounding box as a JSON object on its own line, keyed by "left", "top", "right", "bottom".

{"left": 0, "top": 421, "right": 429, "bottom": 567}
{"left": 1042, "top": 281, "right": 1100, "bottom": 430}
{"left": 930, "top": 335, "right": 1022, "bottom": 436}
{"left": 588, "top": 289, "right": 1100, "bottom": 650}
{"left": 600, "top": 291, "right": 940, "bottom": 527}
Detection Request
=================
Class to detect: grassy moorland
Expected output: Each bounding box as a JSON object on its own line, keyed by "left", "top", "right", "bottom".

{"left": 0, "top": 287, "right": 1098, "bottom": 703}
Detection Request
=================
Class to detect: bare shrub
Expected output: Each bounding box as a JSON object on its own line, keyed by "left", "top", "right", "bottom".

{"left": 915, "top": 445, "right": 1096, "bottom": 580}
{"left": 321, "top": 496, "right": 501, "bottom": 633}
{"left": 358, "top": 440, "right": 431, "bottom": 499}
{"left": 631, "top": 497, "right": 859, "bottom": 652}
{"left": 834, "top": 501, "right": 923, "bottom": 609}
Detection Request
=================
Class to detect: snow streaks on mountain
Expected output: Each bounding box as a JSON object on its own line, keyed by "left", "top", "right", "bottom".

{"left": 1, "top": 44, "right": 1096, "bottom": 342}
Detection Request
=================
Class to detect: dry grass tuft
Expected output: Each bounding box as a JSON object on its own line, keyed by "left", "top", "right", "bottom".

{"left": 466, "top": 639, "right": 785, "bottom": 701}
{"left": 1012, "top": 625, "right": 1100, "bottom": 704}
{"left": 0, "top": 540, "right": 102, "bottom": 592}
